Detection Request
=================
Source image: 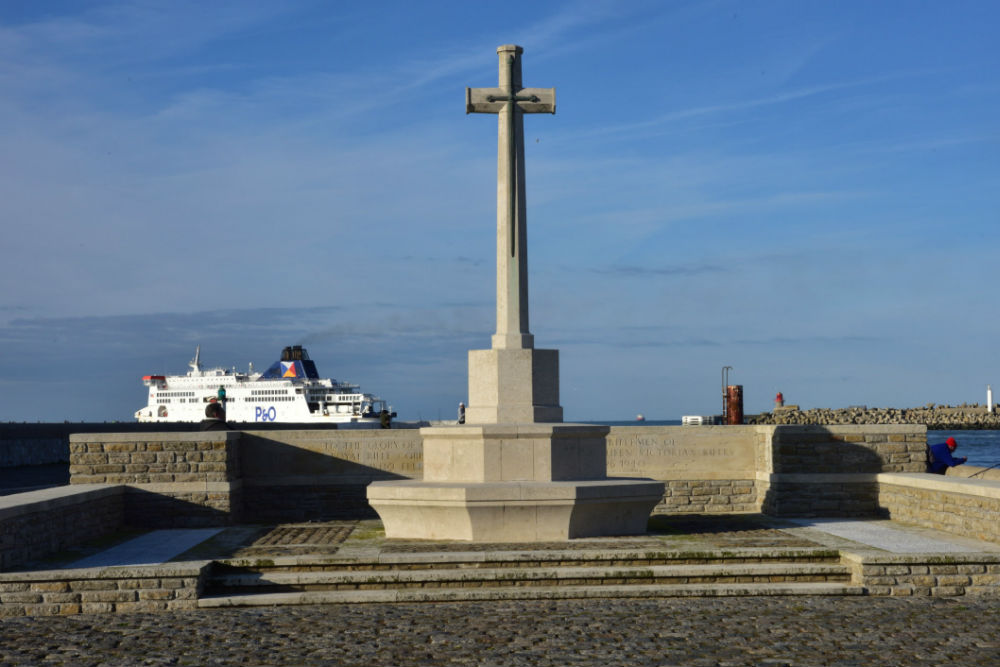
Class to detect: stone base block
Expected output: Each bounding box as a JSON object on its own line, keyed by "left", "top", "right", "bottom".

{"left": 366, "top": 479, "right": 665, "bottom": 541}
{"left": 466, "top": 348, "right": 562, "bottom": 424}
{"left": 421, "top": 423, "right": 609, "bottom": 482}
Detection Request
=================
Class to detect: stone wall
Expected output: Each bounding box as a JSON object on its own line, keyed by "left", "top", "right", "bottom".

{"left": 64, "top": 425, "right": 936, "bottom": 522}
{"left": 758, "top": 425, "right": 928, "bottom": 517}
{"left": 877, "top": 472, "right": 1000, "bottom": 544}
{"left": 0, "top": 425, "right": 70, "bottom": 466}
{"left": 238, "top": 429, "right": 423, "bottom": 522}
{"left": 0, "top": 485, "right": 124, "bottom": 571}
{"left": 843, "top": 552, "right": 1000, "bottom": 597}
{"left": 0, "top": 423, "right": 214, "bottom": 467}
{"left": 69, "top": 432, "right": 241, "bottom": 527}
{"left": 607, "top": 426, "right": 765, "bottom": 514}
{"left": 0, "top": 562, "right": 206, "bottom": 615}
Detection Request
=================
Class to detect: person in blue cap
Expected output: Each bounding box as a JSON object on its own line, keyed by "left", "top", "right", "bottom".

{"left": 928, "top": 436, "right": 967, "bottom": 474}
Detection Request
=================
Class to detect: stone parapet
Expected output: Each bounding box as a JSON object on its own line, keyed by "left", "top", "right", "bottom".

{"left": 0, "top": 485, "right": 124, "bottom": 571}
{"left": 877, "top": 472, "right": 1000, "bottom": 544}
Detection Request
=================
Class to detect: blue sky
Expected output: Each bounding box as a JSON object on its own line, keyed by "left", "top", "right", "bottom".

{"left": 1, "top": 1, "right": 997, "bottom": 422}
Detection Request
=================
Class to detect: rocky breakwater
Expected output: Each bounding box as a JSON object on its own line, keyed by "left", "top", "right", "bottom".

{"left": 748, "top": 404, "right": 1000, "bottom": 430}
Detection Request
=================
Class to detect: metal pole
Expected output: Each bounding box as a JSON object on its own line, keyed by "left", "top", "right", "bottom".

{"left": 722, "top": 366, "right": 732, "bottom": 423}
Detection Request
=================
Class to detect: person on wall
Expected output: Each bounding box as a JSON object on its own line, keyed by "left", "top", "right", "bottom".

{"left": 928, "top": 436, "right": 967, "bottom": 474}
{"left": 200, "top": 401, "right": 232, "bottom": 431}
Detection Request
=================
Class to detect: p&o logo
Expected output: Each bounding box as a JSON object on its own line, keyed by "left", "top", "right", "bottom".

{"left": 255, "top": 406, "right": 278, "bottom": 422}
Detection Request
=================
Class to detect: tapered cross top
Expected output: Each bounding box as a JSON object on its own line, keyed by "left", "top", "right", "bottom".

{"left": 466, "top": 45, "right": 555, "bottom": 351}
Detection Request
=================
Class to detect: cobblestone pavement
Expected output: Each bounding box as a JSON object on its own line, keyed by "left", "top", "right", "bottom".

{"left": 2, "top": 596, "right": 998, "bottom": 666}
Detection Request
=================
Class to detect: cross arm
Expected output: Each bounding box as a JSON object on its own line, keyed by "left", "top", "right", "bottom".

{"left": 466, "top": 87, "right": 504, "bottom": 114}
{"left": 516, "top": 88, "right": 555, "bottom": 114}
{"left": 466, "top": 87, "right": 557, "bottom": 114}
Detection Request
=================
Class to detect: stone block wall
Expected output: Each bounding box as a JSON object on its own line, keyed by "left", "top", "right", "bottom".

{"left": 58, "top": 424, "right": 941, "bottom": 523}
{"left": 769, "top": 425, "right": 928, "bottom": 474}
{"left": 0, "top": 486, "right": 123, "bottom": 571}
{"left": 760, "top": 478, "right": 880, "bottom": 517}
{"left": 69, "top": 432, "right": 241, "bottom": 527}
{"left": 0, "top": 563, "right": 206, "bottom": 616}
{"left": 843, "top": 553, "right": 1000, "bottom": 597}
{"left": 759, "top": 425, "right": 927, "bottom": 517}
{"left": 656, "top": 480, "right": 758, "bottom": 513}
{"left": 878, "top": 473, "right": 1000, "bottom": 544}
{"left": 608, "top": 426, "right": 764, "bottom": 514}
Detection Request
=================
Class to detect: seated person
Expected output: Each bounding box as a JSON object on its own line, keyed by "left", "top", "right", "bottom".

{"left": 928, "top": 436, "right": 967, "bottom": 474}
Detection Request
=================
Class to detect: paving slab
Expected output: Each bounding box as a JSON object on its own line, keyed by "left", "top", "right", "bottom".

{"left": 784, "top": 518, "right": 999, "bottom": 553}
{"left": 67, "top": 528, "right": 223, "bottom": 567}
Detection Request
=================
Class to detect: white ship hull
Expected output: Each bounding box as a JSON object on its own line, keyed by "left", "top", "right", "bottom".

{"left": 135, "top": 346, "right": 392, "bottom": 428}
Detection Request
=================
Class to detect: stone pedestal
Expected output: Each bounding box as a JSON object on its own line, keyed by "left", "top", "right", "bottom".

{"left": 367, "top": 424, "right": 664, "bottom": 542}
{"left": 466, "top": 349, "right": 562, "bottom": 424}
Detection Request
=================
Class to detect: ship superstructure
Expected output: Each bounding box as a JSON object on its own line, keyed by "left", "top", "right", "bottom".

{"left": 135, "top": 345, "right": 392, "bottom": 427}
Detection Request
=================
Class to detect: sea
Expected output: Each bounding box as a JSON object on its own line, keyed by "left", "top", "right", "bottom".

{"left": 593, "top": 421, "right": 1000, "bottom": 471}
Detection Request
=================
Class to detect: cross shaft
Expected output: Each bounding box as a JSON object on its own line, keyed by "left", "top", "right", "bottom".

{"left": 465, "top": 45, "right": 555, "bottom": 350}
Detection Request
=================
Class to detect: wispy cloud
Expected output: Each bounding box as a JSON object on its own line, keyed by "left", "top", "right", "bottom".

{"left": 590, "top": 262, "right": 728, "bottom": 278}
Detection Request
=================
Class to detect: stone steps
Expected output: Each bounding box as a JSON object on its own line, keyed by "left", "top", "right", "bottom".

{"left": 199, "top": 582, "right": 863, "bottom": 607}
{"left": 198, "top": 548, "right": 861, "bottom": 606}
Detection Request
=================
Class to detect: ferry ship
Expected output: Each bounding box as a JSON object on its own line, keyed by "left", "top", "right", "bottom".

{"left": 135, "top": 345, "right": 394, "bottom": 428}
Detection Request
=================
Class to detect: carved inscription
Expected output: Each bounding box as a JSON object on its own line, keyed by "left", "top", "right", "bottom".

{"left": 606, "top": 429, "right": 754, "bottom": 477}
{"left": 323, "top": 438, "right": 422, "bottom": 474}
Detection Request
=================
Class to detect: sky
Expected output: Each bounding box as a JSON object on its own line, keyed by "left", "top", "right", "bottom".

{"left": 1, "top": 1, "right": 998, "bottom": 423}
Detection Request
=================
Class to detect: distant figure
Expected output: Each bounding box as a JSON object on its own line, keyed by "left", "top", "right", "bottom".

{"left": 775, "top": 392, "right": 785, "bottom": 409}
{"left": 379, "top": 409, "right": 392, "bottom": 429}
{"left": 928, "top": 436, "right": 967, "bottom": 474}
{"left": 200, "top": 402, "right": 231, "bottom": 431}
{"left": 458, "top": 402, "right": 466, "bottom": 424}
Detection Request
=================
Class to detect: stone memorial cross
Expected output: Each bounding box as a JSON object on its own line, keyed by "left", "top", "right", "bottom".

{"left": 466, "top": 44, "right": 555, "bottom": 351}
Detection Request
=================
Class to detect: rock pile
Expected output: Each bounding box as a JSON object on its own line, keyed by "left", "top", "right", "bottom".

{"left": 747, "top": 404, "right": 1000, "bottom": 430}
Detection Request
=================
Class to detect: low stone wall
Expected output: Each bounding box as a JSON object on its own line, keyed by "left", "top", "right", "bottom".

{"left": 759, "top": 425, "right": 928, "bottom": 517}
{"left": 0, "top": 485, "right": 124, "bottom": 571}
{"left": 844, "top": 552, "right": 1000, "bottom": 597}
{"left": 69, "top": 432, "right": 241, "bottom": 527}
{"left": 0, "top": 562, "right": 206, "bottom": 616}
{"left": 877, "top": 472, "right": 1000, "bottom": 544}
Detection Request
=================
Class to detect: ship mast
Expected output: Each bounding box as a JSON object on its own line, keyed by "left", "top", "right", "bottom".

{"left": 189, "top": 346, "right": 202, "bottom": 375}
